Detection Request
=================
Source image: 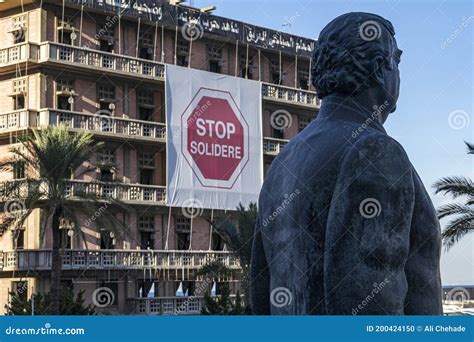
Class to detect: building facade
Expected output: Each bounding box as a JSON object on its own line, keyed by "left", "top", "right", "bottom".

{"left": 0, "top": 0, "right": 319, "bottom": 315}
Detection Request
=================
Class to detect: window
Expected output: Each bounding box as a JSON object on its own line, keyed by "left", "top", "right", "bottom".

{"left": 207, "top": 45, "right": 223, "bottom": 73}
{"left": 138, "top": 280, "right": 157, "bottom": 297}
{"left": 10, "top": 15, "right": 26, "bottom": 44}
{"left": 11, "top": 78, "right": 27, "bottom": 109}
{"left": 138, "top": 215, "right": 154, "bottom": 230}
{"left": 13, "top": 95, "right": 25, "bottom": 110}
{"left": 97, "top": 84, "right": 115, "bottom": 103}
{"left": 298, "top": 66, "right": 310, "bottom": 90}
{"left": 100, "top": 229, "right": 115, "bottom": 249}
{"left": 298, "top": 115, "right": 313, "bottom": 132}
{"left": 139, "top": 31, "right": 154, "bottom": 60}
{"left": 59, "top": 219, "right": 74, "bottom": 249}
{"left": 57, "top": 17, "right": 75, "bottom": 45}
{"left": 56, "top": 79, "right": 75, "bottom": 111}
{"left": 98, "top": 149, "right": 115, "bottom": 164}
{"left": 176, "top": 39, "right": 189, "bottom": 67}
{"left": 138, "top": 152, "right": 155, "bottom": 168}
{"left": 272, "top": 128, "right": 284, "bottom": 140}
{"left": 240, "top": 53, "right": 254, "bottom": 79}
{"left": 175, "top": 216, "right": 191, "bottom": 250}
{"left": 13, "top": 161, "right": 25, "bottom": 179}
{"left": 12, "top": 281, "right": 28, "bottom": 302}
{"left": 270, "top": 59, "right": 281, "bottom": 85}
{"left": 137, "top": 90, "right": 154, "bottom": 121}
{"left": 212, "top": 233, "right": 224, "bottom": 251}
{"left": 12, "top": 228, "right": 25, "bottom": 249}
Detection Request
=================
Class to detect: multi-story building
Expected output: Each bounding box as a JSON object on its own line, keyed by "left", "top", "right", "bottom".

{"left": 0, "top": 0, "right": 319, "bottom": 314}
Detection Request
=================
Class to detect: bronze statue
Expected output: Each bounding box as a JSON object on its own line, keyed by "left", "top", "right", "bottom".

{"left": 250, "top": 12, "right": 442, "bottom": 315}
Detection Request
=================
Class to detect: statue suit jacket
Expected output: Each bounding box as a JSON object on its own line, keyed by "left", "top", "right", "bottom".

{"left": 250, "top": 96, "right": 443, "bottom": 315}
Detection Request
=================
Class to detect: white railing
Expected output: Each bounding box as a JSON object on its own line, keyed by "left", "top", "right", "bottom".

{"left": 43, "top": 109, "right": 166, "bottom": 141}
{"left": 128, "top": 295, "right": 242, "bottom": 315}
{"left": 0, "top": 43, "right": 38, "bottom": 66}
{"left": 263, "top": 137, "right": 288, "bottom": 155}
{"left": 0, "top": 109, "right": 166, "bottom": 141}
{"left": 65, "top": 180, "right": 166, "bottom": 204}
{"left": 262, "top": 83, "right": 320, "bottom": 108}
{"left": 0, "top": 249, "right": 240, "bottom": 271}
{"left": 41, "top": 42, "right": 165, "bottom": 79}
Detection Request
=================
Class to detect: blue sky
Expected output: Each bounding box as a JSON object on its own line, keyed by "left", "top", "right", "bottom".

{"left": 192, "top": 0, "right": 473, "bottom": 285}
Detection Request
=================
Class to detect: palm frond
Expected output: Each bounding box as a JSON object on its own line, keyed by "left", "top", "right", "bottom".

{"left": 442, "top": 213, "right": 474, "bottom": 250}
{"left": 437, "top": 203, "right": 474, "bottom": 219}
{"left": 465, "top": 141, "right": 474, "bottom": 154}
{"left": 433, "top": 176, "right": 474, "bottom": 198}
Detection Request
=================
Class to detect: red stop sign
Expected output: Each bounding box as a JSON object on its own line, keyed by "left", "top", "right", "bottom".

{"left": 181, "top": 88, "right": 249, "bottom": 189}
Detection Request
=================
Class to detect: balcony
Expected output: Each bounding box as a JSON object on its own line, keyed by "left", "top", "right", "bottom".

{"left": 0, "top": 109, "right": 166, "bottom": 143}
{"left": 263, "top": 137, "right": 288, "bottom": 156}
{"left": 40, "top": 42, "right": 165, "bottom": 81}
{"left": 66, "top": 180, "right": 166, "bottom": 205}
{"left": 0, "top": 249, "right": 240, "bottom": 272}
{"left": 128, "top": 295, "right": 242, "bottom": 315}
{"left": 262, "top": 83, "right": 320, "bottom": 109}
{"left": 0, "top": 43, "right": 38, "bottom": 69}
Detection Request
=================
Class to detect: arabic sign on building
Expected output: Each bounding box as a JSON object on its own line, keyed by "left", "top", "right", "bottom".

{"left": 66, "top": 0, "right": 316, "bottom": 57}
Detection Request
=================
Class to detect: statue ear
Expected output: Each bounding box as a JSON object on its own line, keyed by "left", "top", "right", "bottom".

{"left": 372, "top": 55, "right": 386, "bottom": 85}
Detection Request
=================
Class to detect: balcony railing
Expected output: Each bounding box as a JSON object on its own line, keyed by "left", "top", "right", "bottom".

{"left": 128, "top": 295, "right": 242, "bottom": 315}
{"left": 0, "top": 43, "right": 38, "bottom": 67}
{"left": 0, "top": 109, "right": 166, "bottom": 142}
{"left": 44, "top": 109, "right": 167, "bottom": 141}
{"left": 263, "top": 137, "right": 288, "bottom": 155}
{"left": 262, "top": 83, "right": 320, "bottom": 108}
{"left": 0, "top": 249, "right": 240, "bottom": 272}
{"left": 65, "top": 180, "right": 166, "bottom": 204}
{"left": 41, "top": 42, "right": 166, "bottom": 80}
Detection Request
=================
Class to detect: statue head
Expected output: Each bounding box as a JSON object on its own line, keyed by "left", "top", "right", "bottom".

{"left": 311, "top": 12, "right": 402, "bottom": 120}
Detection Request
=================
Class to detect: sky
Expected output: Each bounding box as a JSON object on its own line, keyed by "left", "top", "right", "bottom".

{"left": 190, "top": 0, "right": 473, "bottom": 285}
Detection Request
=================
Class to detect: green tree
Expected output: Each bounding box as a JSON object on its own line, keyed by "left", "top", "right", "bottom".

{"left": 6, "top": 288, "right": 96, "bottom": 315}
{"left": 433, "top": 142, "right": 474, "bottom": 249}
{"left": 0, "top": 125, "right": 131, "bottom": 314}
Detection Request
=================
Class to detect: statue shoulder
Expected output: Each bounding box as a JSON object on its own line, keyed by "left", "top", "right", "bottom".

{"left": 346, "top": 131, "right": 412, "bottom": 169}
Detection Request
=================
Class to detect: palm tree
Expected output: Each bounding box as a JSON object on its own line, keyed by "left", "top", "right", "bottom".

{"left": 433, "top": 142, "right": 474, "bottom": 249}
{"left": 0, "top": 125, "right": 131, "bottom": 314}
{"left": 209, "top": 203, "right": 256, "bottom": 309}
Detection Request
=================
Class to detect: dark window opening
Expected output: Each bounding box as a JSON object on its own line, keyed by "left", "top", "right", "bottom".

{"left": 99, "top": 39, "right": 114, "bottom": 53}
{"left": 140, "top": 169, "right": 154, "bottom": 185}
{"left": 272, "top": 128, "right": 284, "bottom": 140}
{"left": 100, "top": 230, "right": 115, "bottom": 249}
{"left": 99, "top": 169, "right": 113, "bottom": 182}
{"left": 13, "top": 162, "right": 25, "bottom": 179}
{"left": 211, "top": 233, "right": 224, "bottom": 251}
{"left": 57, "top": 95, "right": 72, "bottom": 111}
{"left": 13, "top": 95, "right": 25, "bottom": 110}
{"left": 13, "top": 229, "right": 25, "bottom": 249}
{"left": 59, "top": 32, "right": 72, "bottom": 45}
{"left": 139, "top": 107, "right": 153, "bottom": 121}
{"left": 177, "top": 232, "right": 190, "bottom": 250}
{"left": 299, "top": 78, "right": 309, "bottom": 90}
{"left": 138, "top": 280, "right": 157, "bottom": 298}
{"left": 139, "top": 47, "right": 153, "bottom": 60}
{"left": 59, "top": 228, "right": 72, "bottom": 249}
{"left": 180, "top": 281, "right": 195, "bottom": 296}
{"left": 12, "top": 281, "right": 28, "bottom": 301}
{"left": 140, "top": 231, "right": 154, "bottom": 249}
{"left": 177, "top": 54, "right": 188, "bottom": 67}
{"left": 209, "top": 60, "right": 221, "bottom": 73}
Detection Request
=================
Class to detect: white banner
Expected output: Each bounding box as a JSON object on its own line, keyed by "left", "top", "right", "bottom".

{"left": 165, "top": 64, "right": 263, "bottom": 210}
